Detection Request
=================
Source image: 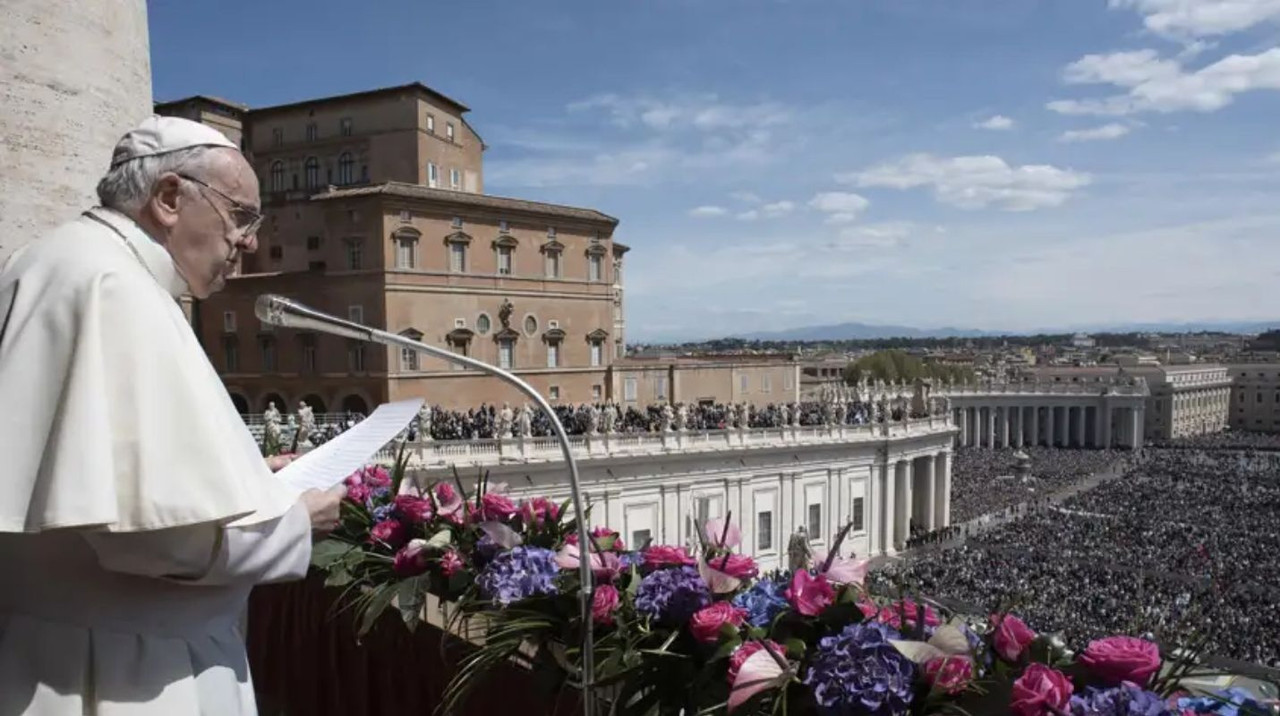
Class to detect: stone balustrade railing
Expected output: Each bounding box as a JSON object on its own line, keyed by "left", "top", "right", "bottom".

{"left": 379, "top": 414, "right": 955, "bottom": 468}
{"left": 938, "top": 381, "right": 1149, "bottom": 397}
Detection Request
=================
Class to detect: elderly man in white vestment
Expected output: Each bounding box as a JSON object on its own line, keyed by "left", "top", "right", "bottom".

{"left": 0, "top": 116, "right": 345, "bottom": 715}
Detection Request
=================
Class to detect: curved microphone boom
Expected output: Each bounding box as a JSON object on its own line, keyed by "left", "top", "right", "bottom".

{"left": 255, "top": 294, "right": 598, "bottom": 716}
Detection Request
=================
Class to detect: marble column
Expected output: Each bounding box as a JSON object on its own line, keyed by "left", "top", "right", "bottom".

{"left": 881, "top": 461, "right": 895, "bottom": 555}
{"left": 1130, "top": 408, "right": 1143, "bottom": 449}
{"left": 1101, "top": 402, "right": 1112, "bottom": 449}
{"left": 959, "top": 407, "right": 969, "bottom": 447}
{"left": 999, "top": 406, "right": 1010, "bottom": 448}
{"left": 933, "top": 452, "right": 951, "bottom": 528}
{"left": 1045, "top": 405, "right": 1055, "bottom": 448}
{"left": 1012, "top": 406, "right": 1023, "bottom": 448}
{"left": 1074, "top": 406, "right": 1087, "bottom": 448}
{"left": 894, "top": 460, "right": 912, "bottom": 548}
{"left": 1031, "top": 405, "right": 1041, "bottom": 447}
{"left": 1058, "top": 407, "right": 1070, "bottom": 447}
{"left": 986, "top": 407, "right": 996, "bottom": 449}
{"left": 920, "top": 456, "right": 937, "bottom": 531}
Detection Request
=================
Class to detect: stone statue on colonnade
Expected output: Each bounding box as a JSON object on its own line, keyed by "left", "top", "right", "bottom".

{"left": 724, "top": 403, "right": 737, "bottom": 430}
{"left": 787, "top": 526, "right": 812, "bottom": 571}
{"left": 518, "top": 403, "right": 533, "bottom": 438}
{"left": 263, "top": 401, "right": 282, "bottom": 446}
{"left": 602, "top": 401, "right": 617, "bottom": 434}
{"left": 676, "top": 403, "right": 689, "bottom": 432}
{"left": 834, "top": 399, "right": 847, "bottom": 426}
{"left": 417, "top": 403, "right": 433, "bottom": 441}
{"left": 779, "top": 403, "right": 790, "bottom": 427}
{"left": 585, "top": 403, "right": 600, "bottom": 435}
{"left": 660, "top": 403, "right": 674, "bottom": 432}
{"left": 498, "top": 402, "right": 514, "bottom": 438}
{"left": 296, "top": 401, "right": 316, "bottom": 447}
{"left": 790, "top": 402, "right": 802, "bottom": 427}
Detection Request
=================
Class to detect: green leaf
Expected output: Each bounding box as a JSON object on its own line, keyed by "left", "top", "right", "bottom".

{"left": 310, "top": 539, "right": 352, "bottom": 569}
{"left": 397, "top": 577, "right": 427, "bottom": 632}
{"left": 324, "top": 565, "right": 354, "bottom": 587}
{"left": 357, "top": 584, "right": 398, "bottom": 638}
{"left": 425, "top": 528, "right": 453, "bottom": 551}
{"left": 785, "top": 638, "right": 807, "bottom": 659}
{"left": 711, "top": 635, "right": 743, "bottom": 662}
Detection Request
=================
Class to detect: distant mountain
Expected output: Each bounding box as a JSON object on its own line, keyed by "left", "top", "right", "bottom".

{"left": 737, "top": 322, "right": 997, "bottom": 341}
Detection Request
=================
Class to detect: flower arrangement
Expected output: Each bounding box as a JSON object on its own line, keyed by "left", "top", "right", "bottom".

{"left": 311, "top": 458, "right": 1276, "bottom": 716}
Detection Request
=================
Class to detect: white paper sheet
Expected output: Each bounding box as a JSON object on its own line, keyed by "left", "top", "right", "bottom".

{"left": 276, "top": 398, "right": 424, "bottom": 492}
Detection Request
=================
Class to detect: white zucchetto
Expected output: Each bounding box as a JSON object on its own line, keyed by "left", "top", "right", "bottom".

{"left": 109, "top": 114, "right": 239, "bottom": 168}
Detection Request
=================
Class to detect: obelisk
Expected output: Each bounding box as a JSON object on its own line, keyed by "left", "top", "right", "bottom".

{"left": 0, "top": 0, "right": 153, "bottom": 263}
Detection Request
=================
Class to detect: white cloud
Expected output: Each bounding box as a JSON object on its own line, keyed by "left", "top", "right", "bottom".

{"left": 975, "top": 115, "right": 1015, "bottom": 130}
{"left": 729, "top": 191, "right": 761, "bottom": 204}
{"left": 828, "top": 222, "right": 923, "bottom": 249}
{"left": 736, "top": 210, "right": 760, "bottom": 221}
{"left": 1049, "top": 47, "right": 1280, "bottom": 115}
{"left": 1058, "top": 123, "right": 1134, "bottom": 142}
{"left": 760, "top": 200, "right": 796, "bottom": 217}
{"left": 567, "top": 93, "right": 791, "bottom": 132}
{"left": 808, "top": 191, "right": 871, "bottom": 224}
{"left": 840, "top": 154, "right": 1092, "bottom": 211}
{"left": 1109, "top": 0, "right": 1280, "bottom": 39}
{"left": 689, "top": 205, "right": 728, "bottom": 217}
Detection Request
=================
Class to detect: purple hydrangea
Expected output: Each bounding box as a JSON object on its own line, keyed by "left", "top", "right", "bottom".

{"left": 804, "top": 621, "right": 916, "bottom": 716}
{"left": 732, "top": 577, "right": 790, "bottom": 628}
{"left": 365, "top": 486, "right": 391, "bottom": 511}
{"left": 618, "top": 551, "right": 645, "bottom": 570}
{"left": 1177, "top": 687, "right": 1268, "bottom": 716}
{"left": 1070, "top": 684, "right": 1179, "bottom": 716}
{"left": 371, "top": 503, "right": 396, "bottom": 523}
{"left": 475, "top": 546, "right": 559, "bottom": 606}
{"left": 634, "top": 565, "right": 711, "bottom": 625}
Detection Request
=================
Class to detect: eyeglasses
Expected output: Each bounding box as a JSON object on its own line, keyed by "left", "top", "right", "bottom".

{"left": 177, "top": 173, "right": 264, "bottom": 238}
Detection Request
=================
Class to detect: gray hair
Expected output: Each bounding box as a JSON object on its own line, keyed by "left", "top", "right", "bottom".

{"left": 95, "top": 145, "right": 220, "bottom": 213}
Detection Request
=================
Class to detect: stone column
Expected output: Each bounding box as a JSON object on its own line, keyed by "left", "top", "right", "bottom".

{"left": 1131, "top": 408, "right": 1143, "bottom": 449}
{"left": 1, "top": 0, "right": 153, "bottom": 263}
{"left": 986, "top": 407, "right": 996, "bottom": 449}
{"left": 1101, "top": 402, "right": 1113, "bottom": 449}
{"left": 1045, "top": 405, "right": 1055, "bottom": 448}
{"left": 1074, "top": 406, "right": 1087, "bottom": 448}
{"left": 1058, "top": 407, "right": 1070, "bottom": 447}
{"left": 1011, "top": 406, "right": 1022, "bottom": 448}
{"left": 958, "top": 407, "right": 968, "bottom": 447}
{"left": 1031, "top": 405, "right": 1041, "bottom": 447}
{"left": 920, "top": 455, "right": 936, "bottom": 531}
{"left": 933, "top": 452, "right": 951, "bottom": 528}
{"left": 1000, "top": 406, "right": 1011, "bottom": 447}
{"left": 880, "top": 461, "right": 895, "bottom": 555}
{"left": 894, "top": 460, "right": 911, "bottom": 548}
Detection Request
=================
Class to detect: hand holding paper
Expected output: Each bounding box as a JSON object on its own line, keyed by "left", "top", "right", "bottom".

{"left": 276, "top": 398, "right": 424, "bottom": 492}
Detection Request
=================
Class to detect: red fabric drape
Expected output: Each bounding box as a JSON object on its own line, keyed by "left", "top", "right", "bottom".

{"left": 246, "top": 574, "right": 584, "bottom": 716}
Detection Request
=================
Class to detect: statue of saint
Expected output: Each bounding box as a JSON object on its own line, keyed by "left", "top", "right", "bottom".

{"left": 779, "top": 403, "right": 790, "bottom": 427}
{"left": 791, "top": 402, "right": 802, "bottom": 427}
{"left": 498, "top": 402, "right": 515, "bottom": 438}
{"left": 786, "top": 526, "right": 812, "bottom": 571}
{"left": 296, "top": 401, "right": 316, "bottom": 447}
{"left": 834, "top": 399, "right": 847, "bottom": 426}
{"left": 660, "top": 403, "right": 675, "bottom": 432}
{"left": 518, "top": 403, "right": 533, "bottom": 438}
{"left": 724, "top": 403, "right": 736, "bottom": 430}
{"left": 498, "top": 298, "right": 515, "bottom": 330}
{"left": 676, "top": 403, "right": 689, "bottom": 432}
{"left": 263, "top": 401, "right": 282, "bottom": 446}
{"left": 417, "top": 402, "right": 433, "bottom": 441}
{"left": 586, "top": 403, "right": 600, "bottom": 435}
{"left": 602, "top": 400, "right": 617, "bottom": 434}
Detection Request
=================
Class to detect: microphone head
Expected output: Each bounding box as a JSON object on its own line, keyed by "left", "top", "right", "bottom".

{"left": 255, "top": 294, "right": 293, "bottom": 327}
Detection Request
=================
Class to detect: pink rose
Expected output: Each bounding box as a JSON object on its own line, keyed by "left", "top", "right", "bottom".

{"left": 592, "top": 584, "right": 621, "bottom": 625}
{"left": 434, "top": 483, "right": 463, "bottom": 520}
{"left": 392, "top": 539, "right": 429, "bottom": 576}
{"left": 785, "top": 570, "right": 834, "bottom": 617}
{"left": 992, "top": 614, "right": 1037, "bottom": 662}
{"left": 857, "top": 598, "right": 879, "bottom": 620}
{"left": 394, "top": 494, "right": 434, "bottom": 523}
{"left": 642, "top": 545, "right": 696, "bottom": 570}
{"left": 520, "top": 497, "right": 560, "bottom": 526}
{"left": 688, "top": 602, "right": 747, "bottom": 644}
{"left": 363, "top": 465, "right": 391, "bottom": 488}
{"left": 479, "top": 492, "right": 518, "bottom": 521}
{"left": 924, "top": 656, "right": 974, "bottom": 695}
{"left": 1010, "top": 663, "right": 1074, "bottom": 716}
{"left": 714, "top": 554, "right": 759, "bottom": 580}
{"left": 1078, "top": 636, "right": 1161, "bottom": 687}
{"left": 345, "top": 481, "right": 371, "bottom": 504}
{"left": 726, "top": 640, "right": 785, "bottom": 685}
{"left": 566, "top": 527, "right": 625, "bottom": 552}
{"left": 878, "top": 599, "right": 942, "bottom": 631}
{"left": 369, "top": 519, "right": 408, "bottom": 549}
{"left": 439, "top": 549, "right": 465, "bottom": 577}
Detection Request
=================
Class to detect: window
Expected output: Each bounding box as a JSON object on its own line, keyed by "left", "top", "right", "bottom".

{"left": 499, "top": 220, "right": 509, "bottom": 233}
{"left": 476, "top": 314, "right": 491, "bottom": 335}
{"left": 446, "top": 122, "right": 455, "bottom": 141}
{"left": 222, "top": 311, "right": 236, "bottom": 332}
{"left": 260, "top": 337, "right": 277, "bottom": 372}
{"left": 852, "top": 497, "right": 865, "bottom": 532}
{"left": 590, "top": 341, "right": 603, "bottom": 367}
{"left": 223, "top": 338, "right": 238, "bottom": 372}
{"left": 427, "top": 114, "right": 435, "bottom": 133}
{"left": 808, "top": 503, "right": 822, "bottom": 540}
{"left": 269, "top": 245, "right": 283, "bottom": 261}
{"left": 452, "top": 216, "right": 463, "bottom": 229}
{"left": 624, "top": 377, "right": 638, "bottom": 401}
{"left": 272, "top": 127, "right": 283, "bottom": 147}
{"left": 348, "top": 305, "right": 364, "bottom": 323}
{"left": 306, "top": 123, "right": 318, "bottom": 141}
{"left": 450, "top": 168, "right": 461, "bottom": 190}
{"left": 300, "top": 335, "right": 317, "bottom": 374}
{"left": 655, "top": 376, "right": 668, "bottom": 401}
{"left": 549, "top": 385, "right": 561, "bottom": 400}
{"left": 592, "top": 385, "right": 603, "bottom": 401}
{"left": 756, "top": 511, "right": 773, "bottom": 552}
{"left": 428, "top": 163, "right": 439, "bottom": 188}
{"left": 544, "top": 248, "right": 563, "bottom": 278}
{"left": 339, "top": 117, "right": 352, "bottom": 136}
{"left": 306, "top": 235, "right": 321, "bottom": 251}
{"left": 349, "top": 343, "right": 366, "bottom": 372}
{"left": 547, "top": 226, "right": 557, "bottom": 238}
{"left": 346, "top": 239, "right": 363, "bottom": 270}
{"left": 631, "top": 529, "right": 652, "bottom": 550}
{"left": 547, "top": 341, "right": 560, "bottom": 368}
{"left": 395, "top": 236, "right": 417, "bottom": 269}
{"left": 524, "top": 315, "right": 538, "bottom": 335}
{"left": 304, "top": 157, "right": 320, "bottom": 189}
{"left": 588, "top": 254, "right": 603, "bottom": 282}
{"left": 449, "top": 242, "right": 467, "bottom": 272}
{"left": 498, "top": 338, "right": 515, "bottom": 369}
{"left": 269, "top": 161, "right": 284, "bottom": 192}
{"left": 338, "top": 153, "right": 354, "bottom": 185}
{"left": 740, "top": 375, "right": 749, "bottom": 393}
{"left": 497, "top": 245, "right": 513, "bottom": 275}
{"left": 401, "top": 346, "right": 419, "bottom": 372}
{"left": 762, "top": 374, "right": 772, "bottom": 393}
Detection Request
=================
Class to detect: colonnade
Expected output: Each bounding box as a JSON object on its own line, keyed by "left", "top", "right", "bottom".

{"left": 952, "top": 403, "right": 1144, "bottom": 450}
{"left": 872, "top": 451, "right": 950, "bottom": 554}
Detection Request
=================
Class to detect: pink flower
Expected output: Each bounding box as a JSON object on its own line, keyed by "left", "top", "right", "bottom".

{"left": 370, "top": 519, "right": 408, "bottom": 549}
{"left": 592, "top": 584, "right": 621, "bottom": 625}
{"left": 394, "top": 494, "right": 434, "bottom": 523}
{"left": 785, "top": 570, "right": 834, "bottom": 617}
{"left": 434, "top": 483, "right": 464, "bottom": 523}
{"left": 992, "top": 614, "right": 1038, "bottom": 662}
{"left": 344, "top": 480, "right": 371, "bottom": 504}
{"left": 566, "top": 526, "right": 625, "bottom": 552}
{"left": 878, "top": 599, "right": 942, "bottom": 631}
{"left": 642, "top": 545, "right": 696, "bottom": 570}
{"left": 715, "top": 554, "right": 759, "bottom": 580}
{"left": 727, "top": 641, "right": 787, "bottom": 713}
{"left": 813, "top": 550, "right": 870, "bottom": 586}
{"left": 363, "top": 465, "right": 391, "bottom": 488}
{"left": 857, "top": 597, "right": 879, "bottom": 620}
{"left": 1010, "top": 663, "right": 1073, "bottom": 716}
{"left": 479, "top": 492, "right": 518, "bottom": 521}
{"left": 555, "top": 543, "right": 622, "bottom": 582}
{"left": 688, "top": 602, "right": 747, "bottom": 644}
{"left": 924, "top": 656, "right": 974, "bottom": 695}
{"left": 439, "top": 549, "right": 464, "bottom": 577}
{"left": 520, "top": 497, "right": 560, "bottom": 526}
{"left": 703, "top": 517, "right": 741, "bottom": 550}
{"left": 392, "top": 539, "right": 429, "bottom": 577}
{"left": 727, "top": 640, "right": 785, "bottom": 685}
{"left": 1078, "top": 636, "right": 1161, "bottom": 687}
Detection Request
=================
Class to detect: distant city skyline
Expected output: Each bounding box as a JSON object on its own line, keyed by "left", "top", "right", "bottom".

{"left": 149, "top": 0, "right": 1280, "bottom": 339}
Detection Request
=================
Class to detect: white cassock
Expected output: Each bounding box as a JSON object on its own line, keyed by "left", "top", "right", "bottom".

{"left": 0, "top": 207, "right": 311, "bottom": 715}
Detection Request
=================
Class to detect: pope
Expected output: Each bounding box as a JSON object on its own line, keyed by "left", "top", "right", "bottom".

{"left": 0, "top": 116, "right": 345, "bottom": 715}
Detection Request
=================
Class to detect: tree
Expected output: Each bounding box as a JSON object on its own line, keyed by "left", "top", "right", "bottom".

{"left": 843, "top": 350, "right": 974, "bottom": 384}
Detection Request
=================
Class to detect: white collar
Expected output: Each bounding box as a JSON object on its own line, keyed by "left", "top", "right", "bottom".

{"left": 86, "top": 207, "right": 190, "bottom": 299}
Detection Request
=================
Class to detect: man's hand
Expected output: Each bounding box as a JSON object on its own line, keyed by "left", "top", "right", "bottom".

{"left": 301, "top": 485, "right": 346, "bottom": 535}
{"left": 265, "top": 454, "right": 295, "bottom": 472}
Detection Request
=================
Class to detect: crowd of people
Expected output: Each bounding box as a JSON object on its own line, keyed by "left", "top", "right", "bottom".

{"left": 1150, "top": 430, "right": 1280, "bottom": 451}
{"left": 949, "top": 447, "right": 1132, "bottom": 523}
{"left": 874, "top": 446, "right": 1280, "bottom": 669}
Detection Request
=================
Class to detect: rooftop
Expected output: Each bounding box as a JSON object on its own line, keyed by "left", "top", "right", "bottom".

{"left": 312, "top": 182, "right": 619, "bottom": 226}
{"left": 250, "top": 81, "right": 469, "bottom": 116}
{"left": 154, "top": 94, "right": 251, "bottom": 112}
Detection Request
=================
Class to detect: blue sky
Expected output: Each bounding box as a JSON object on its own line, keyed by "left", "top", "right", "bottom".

{"left": 148, "top": 0, "right": 1280, "bottom": 341}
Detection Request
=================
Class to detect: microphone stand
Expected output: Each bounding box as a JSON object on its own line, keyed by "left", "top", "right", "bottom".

{"left": 255, "top": 294, "right": 597, "bottom": 716}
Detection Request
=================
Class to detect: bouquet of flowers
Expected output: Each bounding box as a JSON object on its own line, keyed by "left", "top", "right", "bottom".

{"left": 311, "top": 458, "right": 1275, "bottom": 716}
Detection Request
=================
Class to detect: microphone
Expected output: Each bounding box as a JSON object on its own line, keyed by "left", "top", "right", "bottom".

{"left": 255, "top": 294, "right": 372, "bottom": 341}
